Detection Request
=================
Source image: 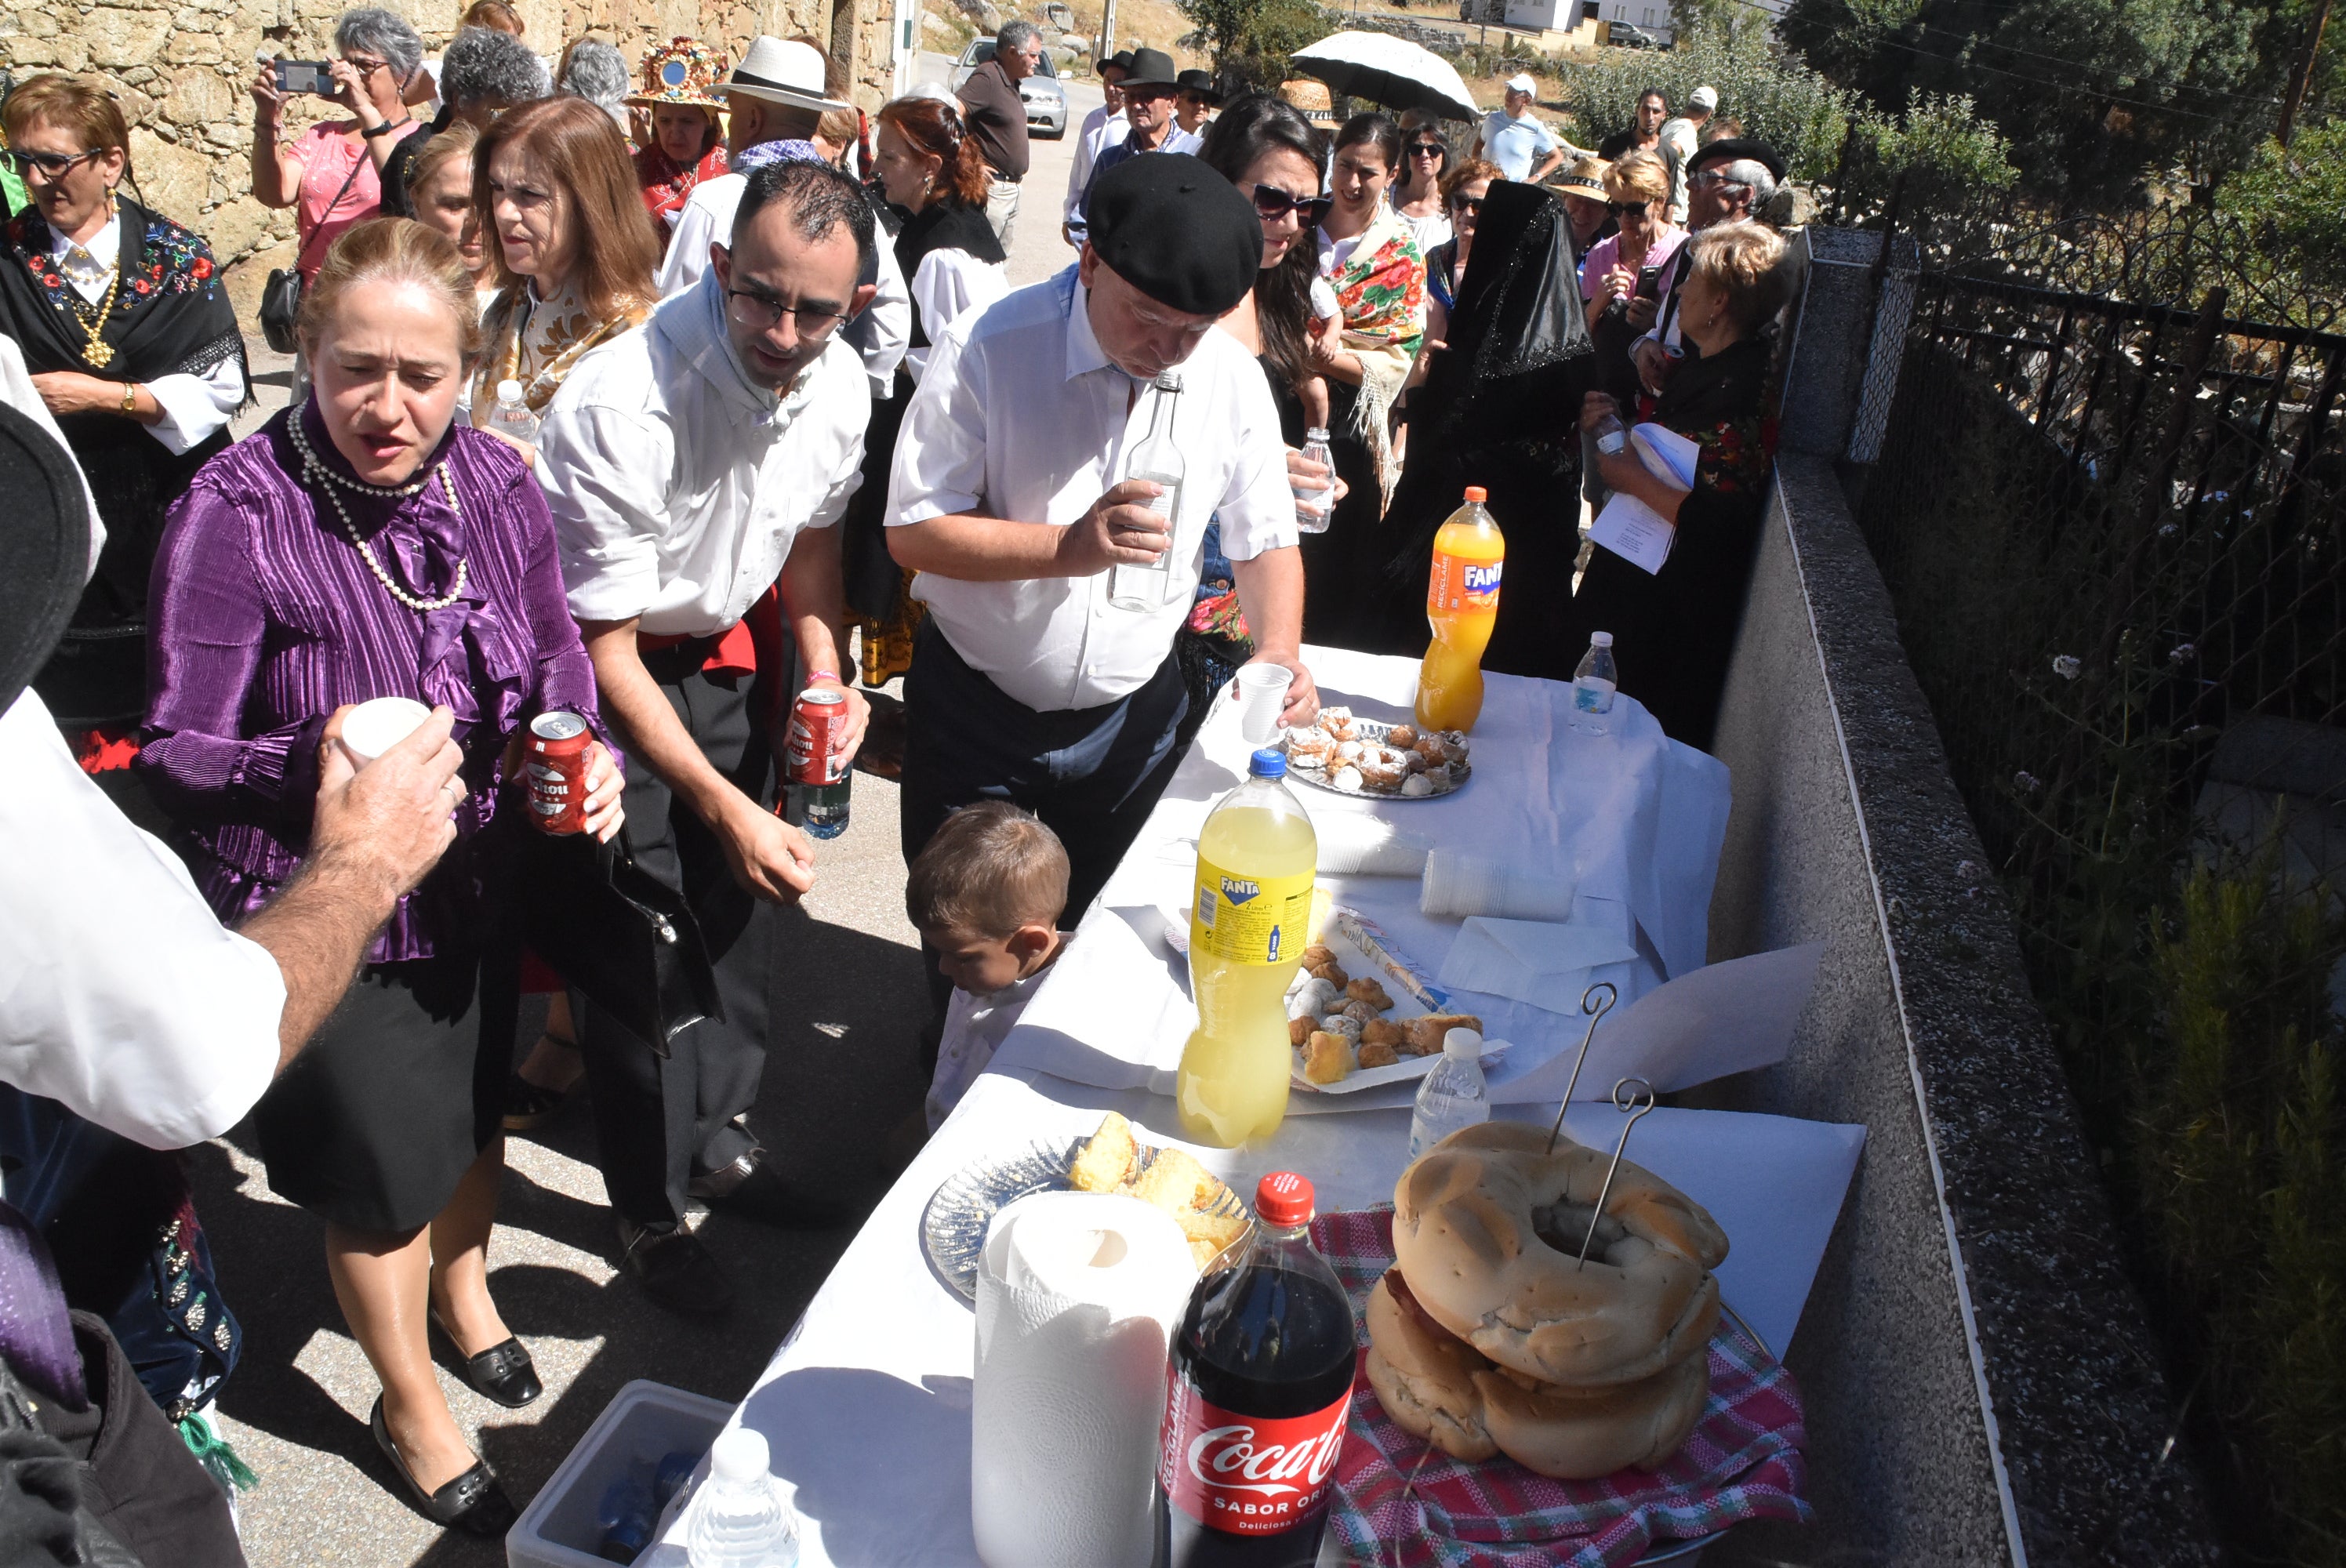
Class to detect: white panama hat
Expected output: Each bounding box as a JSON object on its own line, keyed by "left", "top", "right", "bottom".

{"left": 720, "top": 35, "right": 853, "bottom": 114}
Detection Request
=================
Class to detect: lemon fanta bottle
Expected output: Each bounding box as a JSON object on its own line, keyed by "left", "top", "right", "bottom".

{"left": 1414, "top": 486, "right": 1505, "bottom": 733}
{"left": 1177, "top": 748, "right": 1318, "bottom": 1147}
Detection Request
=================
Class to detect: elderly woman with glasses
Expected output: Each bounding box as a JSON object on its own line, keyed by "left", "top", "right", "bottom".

{"left": 0, "top": 74, "right": 244, "bottom": 768}
{"left": 1579, "top": 148, "right": 1683, "bottom": 401}
{"left": 251, "top": 7, "right": 428, "bottom": 283}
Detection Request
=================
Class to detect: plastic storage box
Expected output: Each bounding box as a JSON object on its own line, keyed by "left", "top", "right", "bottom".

{"left": 507, "top": 1378, "right": 732, "bottom": 1568}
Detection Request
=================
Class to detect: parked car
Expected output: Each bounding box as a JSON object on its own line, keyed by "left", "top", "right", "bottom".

{"left": 1605, "top": 20, "right": 1665, "bottom": 46}
{"left": 949, "top": 39, "right": 1070, "bottom": 138}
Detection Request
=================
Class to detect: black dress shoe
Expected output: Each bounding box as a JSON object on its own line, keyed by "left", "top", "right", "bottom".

{"left": 689, "top": 1149, "right": 859, "bottom": 1229}
{"left": 430, "top": 1314, "right": 542, "bottom": 1408}
{"left": 617, "top": 1219, "right": 735, "bottom": 1318}
{"left": 369, "top": 1396, "right": 516, "bottom": 1536}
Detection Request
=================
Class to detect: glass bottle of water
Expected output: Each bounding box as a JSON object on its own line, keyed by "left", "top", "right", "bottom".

{"left": 688, "top": 1428, "right": 798, "bottom": 1568}
{"left": 1295, "top": 426, "right": 1335, "bottom": 534}
{"left": 1572, "top": 632, "right": 1618, "bottom": 736}
{"left": 1407, "top": 1029, "right": 1491, "bottom": 1159}
{"left": 486, "top": 377, "right": 539, "bottom": 443}
{"left": 1109, "top": 372, "right": 1184, "bottom": 611}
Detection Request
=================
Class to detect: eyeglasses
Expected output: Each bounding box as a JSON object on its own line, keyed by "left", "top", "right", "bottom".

{"left": 724, "top": 287, "right": 852, "bottom": 338}
{"left": 1687, "top": 169, "right": 1741, "bottom": 191}
{"left": 1450, "top": 194, "right": 1484, "bottom": 215}
{"left": 1407, "top": 142, "right": 1445, "bottom": 158}
{"left": 9, "top": 147, "right": 104, "bottom": 179}
{"left": 1607, "top": 201, "right": 1649, "bottom": 215}
{"left": 1251, "top": 184, "right": 1332, "bottom": 224}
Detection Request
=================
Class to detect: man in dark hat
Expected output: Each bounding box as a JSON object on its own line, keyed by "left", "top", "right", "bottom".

{"left": 1629, "top": 136, "right": 1789, "bottom": 391}
{"left": 1174, "top": 67, "right": 1218, "bottom": 141}
{"left": 888, "top": 152, "right": 1319, "bottom": 946}
{"left": 1063, "top": 48, "right": 1134, "bottom": 241}
{"left": 1070, "top": 47, "right": 1189, "bottom": 241}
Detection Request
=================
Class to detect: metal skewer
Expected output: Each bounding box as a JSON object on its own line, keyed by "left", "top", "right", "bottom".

{"left": 1543, "top": 982, "right": 1618, "bottom": 1156}
{"left": 1576, "top": 1076, "right": 1657, "bottom": 1270}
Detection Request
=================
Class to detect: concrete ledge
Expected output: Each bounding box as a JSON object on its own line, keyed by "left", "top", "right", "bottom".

{"left": 1699, "top": 454, "right": 2221, "bottom": 1565}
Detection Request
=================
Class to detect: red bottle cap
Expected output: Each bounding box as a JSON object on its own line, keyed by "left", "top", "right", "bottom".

{"left": 1255, "top": 1171, "right": 1315, "bottom": 1227}
{"left": 1462, "top": 485, "right": 1487, "bottom": 503}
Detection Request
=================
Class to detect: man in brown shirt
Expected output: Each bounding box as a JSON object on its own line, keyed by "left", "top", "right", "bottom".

{"left": 958, "top": 19, "right": 1037, "bottom": 243}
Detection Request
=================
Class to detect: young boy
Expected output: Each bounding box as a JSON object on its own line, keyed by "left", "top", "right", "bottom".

{"left": 906, "top": 802, "right": 1073, "bottom": 1131}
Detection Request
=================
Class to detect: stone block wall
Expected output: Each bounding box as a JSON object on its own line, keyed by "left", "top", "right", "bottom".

{"left": 10, "top": 0, "right": 895, "bottom": 317}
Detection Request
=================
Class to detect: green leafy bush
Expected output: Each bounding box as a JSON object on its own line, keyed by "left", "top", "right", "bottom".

{"left": 1178, "top": 0, "right": 1329, "bottom": 86}
{"left": 2215, "top": 122, "right": 2346, "bottom": 295}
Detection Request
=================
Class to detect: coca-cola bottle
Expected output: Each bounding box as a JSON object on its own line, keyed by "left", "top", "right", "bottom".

{"left": 1153, "top": 1171, "right": 1357, "bottom": 1566}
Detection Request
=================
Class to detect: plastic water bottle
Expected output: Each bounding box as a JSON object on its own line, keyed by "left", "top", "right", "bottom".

{"left": 1296, "top": 426, "right": 1335, "bottom": 534}
{"left": 1572, "top": 632, "right": 1618, "bottom": 736}
{"left": 485, "top": 378, "right": 538, "bottom": 443}
{"left": 1591, "top": 409, "right": 1627, "bottom": 456}
{"left": 688, "top": 1428, "right": 798, "bottom": 1567}
{"left": 1407, "top": 1028, "right": 1491, "bottom": 1159}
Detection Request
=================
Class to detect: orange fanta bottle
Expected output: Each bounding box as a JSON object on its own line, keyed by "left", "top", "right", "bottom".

{"left": 1415, "top": 487, "right": 1505, "bottom": 733}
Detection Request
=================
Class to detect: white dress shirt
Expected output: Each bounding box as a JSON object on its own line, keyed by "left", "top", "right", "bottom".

{"left": 1063, "top": 106, "right": 1128, "bottom": 224}
{"left": 656, "top": 172, "right": 911, "bottom": 399}
{"left": 887, "top": 264, "right": 1297, "bottom": 712}
{"left": 0, "top": 690, "right": 285, "bottom": 1149}
{"left": 905, "top": 248, "right": 1008, "bottom": 384}
{"left": 49, "top": 216, "right": 245, "bottom": 456}
{"left": 537, "top": 268, "right": 870, "bottom": 637}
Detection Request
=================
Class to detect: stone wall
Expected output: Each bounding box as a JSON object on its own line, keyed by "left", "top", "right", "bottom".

{"left": 12, "top": 0, "right": 895, "bottom": 316}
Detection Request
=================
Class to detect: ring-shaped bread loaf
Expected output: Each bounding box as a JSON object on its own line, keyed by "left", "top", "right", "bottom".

{"left": 1391, "top": 1121, "right": 1729, "bottom": 1388}
{"left": 1365, "top": 1270, "right": 1711, "bottom": 1479}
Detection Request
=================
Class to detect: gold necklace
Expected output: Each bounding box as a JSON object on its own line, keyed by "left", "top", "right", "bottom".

{"left": 68, "top": 263, "right": 119, "bottom": 369}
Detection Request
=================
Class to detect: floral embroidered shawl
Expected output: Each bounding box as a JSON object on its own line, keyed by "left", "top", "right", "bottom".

{"left": 1324, "top": 203, "right": 1426, "bottom": 502}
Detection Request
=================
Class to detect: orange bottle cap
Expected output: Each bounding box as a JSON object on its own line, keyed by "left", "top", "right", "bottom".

{"left": 1462, "top": 486, "right": 1487, "bottom": 503}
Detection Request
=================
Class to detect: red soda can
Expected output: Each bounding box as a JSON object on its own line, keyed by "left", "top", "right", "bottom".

{"left": 526, "top": 711, "right": 591, "bottom": 834}
{"left": 782, "top": 688, "right": 852, "bottom": 840}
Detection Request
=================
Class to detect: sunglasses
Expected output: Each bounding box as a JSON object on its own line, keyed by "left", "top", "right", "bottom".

{"left": 1450, "top": 194, "right": 1483, "bottom": 214}
{"left": 9, "top": 147, "right": 104, "bottom": 179}
{"left": 1408, "top": 142, "right": 1446, "bottom": 158}
{"left": 1252, "top": 184, "right": 1333, "bottom": 224}
{"left": 1608, "top": 200, "right": 1650, "bottom": 215}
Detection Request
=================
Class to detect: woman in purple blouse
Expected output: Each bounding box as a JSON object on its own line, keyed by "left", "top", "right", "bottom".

{"left": 138, "top": 218, "right": 622, "bottom": 1535}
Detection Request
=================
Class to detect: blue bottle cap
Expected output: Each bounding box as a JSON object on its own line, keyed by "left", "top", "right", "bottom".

{"left": 1249, "top": 747, "right": 1287, "bottom": 778}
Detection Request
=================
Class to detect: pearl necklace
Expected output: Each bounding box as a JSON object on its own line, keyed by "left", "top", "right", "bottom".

{"left": 289, "top": 403, "right": 470, "bottom": 613}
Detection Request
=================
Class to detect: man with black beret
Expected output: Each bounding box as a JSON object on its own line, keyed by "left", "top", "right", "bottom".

{"left": 888, "top": 153, "right": 1319, "bottom": 938}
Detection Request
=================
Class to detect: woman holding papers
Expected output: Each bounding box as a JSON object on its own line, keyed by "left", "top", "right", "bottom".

{"left": 1575, "top": 221, "right": 1787, "bottom": 751}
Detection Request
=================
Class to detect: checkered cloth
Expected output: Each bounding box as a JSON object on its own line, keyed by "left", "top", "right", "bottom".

{"left": 1307, "top": 1207, "right": 1813, "bottom": 1567}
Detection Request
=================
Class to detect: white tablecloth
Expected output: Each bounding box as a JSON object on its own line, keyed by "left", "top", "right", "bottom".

{"left": 996, "top": 647, "right": 1734, "bottom": 1098}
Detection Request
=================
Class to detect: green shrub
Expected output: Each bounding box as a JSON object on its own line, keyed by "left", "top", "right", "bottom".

{"left": 2215, "top": 122, "right": 2346, "bottom": 296}
{"left": 1560, "top": 21, "right": 1856, "bottom": 180}
{"left": 1839, "top": 87, "right": 2019, "bottom": 217}
{"left": 1179, "top": 0, "right": 1328, "bottom": 85}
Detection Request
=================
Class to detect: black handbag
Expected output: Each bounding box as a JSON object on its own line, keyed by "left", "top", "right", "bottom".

{"left": 258, "top": 151, "right": 369, "bottom": 355}
{"left": 514, "top": 833, "right": 723, "bottom": 1058}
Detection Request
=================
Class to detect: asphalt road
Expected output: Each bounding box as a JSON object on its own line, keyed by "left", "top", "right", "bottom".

{"left": 205, "top": 77, "right": 1109, "bottom": 1561}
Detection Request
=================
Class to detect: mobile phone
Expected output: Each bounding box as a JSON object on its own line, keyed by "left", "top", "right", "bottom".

{"left": 274, "top": 60, "right": 332, "bottom": 96}
{"left": 1634, "top": 265, "right": 1662, "bottom": 300}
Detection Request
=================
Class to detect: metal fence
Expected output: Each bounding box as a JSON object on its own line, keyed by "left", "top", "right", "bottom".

{"left": 1853, "top": 263, "right": 2345, "bottom": 1074}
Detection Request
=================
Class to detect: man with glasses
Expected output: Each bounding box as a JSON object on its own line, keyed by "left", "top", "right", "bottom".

{"left": 533, "top": 162, "right": 878, "bottom": 1312}
{"left": 1629, "top": 138, "right": 1785, "bottom": 393}
{"left": 888, "top": 153, "right": 1317, "bottom": 956}
{"left": 960, "top": 19, "right": 1040, "bottom": 242}
{"left": 1473, "top": 73, "right": 1567, "bottom": 184}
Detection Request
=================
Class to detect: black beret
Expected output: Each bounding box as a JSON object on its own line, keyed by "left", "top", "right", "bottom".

{"left": 1686, "top": 137, "right": 1787, "bottom": 184}
{"left": 1088, "top": 153, "right": 1263, "bottom": 316}
{"left": 0, "top": 402, "right": 91, "bottom": 712}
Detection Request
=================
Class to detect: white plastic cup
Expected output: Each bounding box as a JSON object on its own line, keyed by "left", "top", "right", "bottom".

{"left": 1420, "top": 848, "right": 1576, "bottom": 921}
{"left": 1233, "top": 664, "right": 1292, "bottom": 746}
{"left": 338, "top": 696, "right": 430, "bottom": 766}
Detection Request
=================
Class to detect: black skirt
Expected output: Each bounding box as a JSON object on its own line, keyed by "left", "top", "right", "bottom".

{"left": 252, "top": 946, "right": 518, "bottom": 1233}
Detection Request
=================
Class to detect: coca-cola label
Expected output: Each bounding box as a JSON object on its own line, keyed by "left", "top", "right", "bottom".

{"left": 1157, "top": 1367, "right": 1352, "bottom": 1536}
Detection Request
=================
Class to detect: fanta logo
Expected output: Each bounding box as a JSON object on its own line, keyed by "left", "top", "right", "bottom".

{"left": 1221, "top": 877, "right": 1261, "bottom": 904}
{"left": 1463, "top": 562, "right": 1503, "bottom": 594}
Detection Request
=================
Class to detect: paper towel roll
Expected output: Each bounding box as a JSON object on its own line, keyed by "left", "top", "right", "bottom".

{"left": 1420, "top": 848, "right": 1577, "bottom": 921}
{"left": 972, "top": 1192, "right": 1198, "bottom": 1568}
{"left": 1311, "top": 814, "right": 1432, "bottom": 877}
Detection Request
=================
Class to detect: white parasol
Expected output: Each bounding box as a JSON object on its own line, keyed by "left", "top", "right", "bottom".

{"left": 1288, "top": 31, "right": 1482, "bottom": 122}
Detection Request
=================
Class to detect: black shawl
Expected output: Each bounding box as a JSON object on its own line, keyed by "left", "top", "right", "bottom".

{"left": 0, "top": 198, "right": 243, "bottom": 726}
{"left": 893, "top": 199, "right": 1006, "bottom": 352}
{"left": 1356, "top": 180, "right": 1596, "bottom": 680}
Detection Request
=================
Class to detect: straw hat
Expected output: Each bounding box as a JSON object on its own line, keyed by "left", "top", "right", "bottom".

{"left": 1556, "top": 153, "right": 1609, "bottom": 194}
{"left": 625, "top": 37, "right": 727, "bottom": 109}
{"left": 1278, "top": 78, "right": 1332, "bottom": 118}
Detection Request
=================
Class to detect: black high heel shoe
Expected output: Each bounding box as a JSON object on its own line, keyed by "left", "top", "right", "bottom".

{"left": 369, "top": 1396, "right": 516, "bottom": 1535}
{"left": 430, "top": 1312, "right": 543, "bottom": 1408}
